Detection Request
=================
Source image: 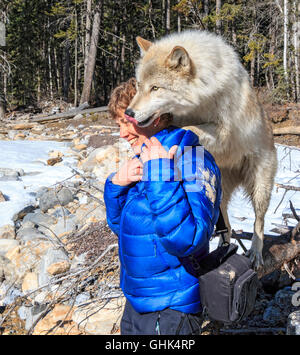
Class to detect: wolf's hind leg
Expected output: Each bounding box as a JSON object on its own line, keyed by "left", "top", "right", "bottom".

{"left": 245, "top": 153, "right": 277, "bottom": 269}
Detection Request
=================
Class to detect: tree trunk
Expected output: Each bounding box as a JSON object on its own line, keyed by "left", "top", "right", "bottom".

{"left": 80, "top": 7, "right": 101, "bottom": 105}
{"left": 74, "top": 8, "right": 78, "bottom": 107}
{"left": 37, "top": 68, "right": 41, "bottom": 103}
{"left": 162, "top": 0, "right": 165, "bottom": 29}
{"left": 216, "top": 0, "right": 222, "bottom": 35}
{"left": 293, "top": 0, "right": 300, "bottom": 102}
{"left": 166, "top": 0, "right": 171, "bottom": 34}
{"left": 250, "top": 55, "right": 255, "bottom": 87}
{"left": 204, "top": 0, "right": 209, "bottom": 16}
{"left": 283, "top": 0, "right": 289, "bottom": 85}
{"left": 177, "top": 0, "right": 181, "bottom": 32}
{"left": 63, "top": 42, "right": 70, "bottom": 102}
{"left": 84, "top": 0, "right": 92, "bottom": 82}
{"left": 48, "top": 42, "right": 53, "bottom": 101}
{"left": 148, "top": 0, "right": 156, "bottom": 38}
{"left": 0, "top": 94, "right": 5, "bottom": 120}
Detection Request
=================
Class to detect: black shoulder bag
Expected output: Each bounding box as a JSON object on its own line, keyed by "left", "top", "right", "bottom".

{"left": 187, "top": 211, "right": 259, "bottom": 324}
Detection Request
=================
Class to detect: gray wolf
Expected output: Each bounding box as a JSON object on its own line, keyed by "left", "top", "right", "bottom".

{"left": 125, "top": 30, "right": 277, "bottom": 269}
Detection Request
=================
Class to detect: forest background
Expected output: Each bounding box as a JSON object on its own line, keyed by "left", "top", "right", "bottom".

{"left": 0, "top": 0, "right": 299, "bottom": 117}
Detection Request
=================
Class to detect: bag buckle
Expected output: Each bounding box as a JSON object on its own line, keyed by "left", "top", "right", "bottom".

{"left": 215, "top": 227, "right": 229, "bottom": 246}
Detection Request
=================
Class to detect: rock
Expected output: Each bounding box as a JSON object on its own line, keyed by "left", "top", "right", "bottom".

{"left": 75, "top": 202, "right": 106, "bottom": 226}
{"left": 15, "top": 133, "right": 26, "bottom": 140}
{"left": 274, "top": 289, "right": 295, "bottom": 308}
{"left": 22, "top": 272, "right": 39, "bottom": 293}
{"left": 47, "top": 261, "right": 70, "bottom": 276}
{"left": 50, "top": 207, "right": 71, "bottom": 219}
{"left": 79, "top": 145, "right": 119, "bottom": 173}
{"left": 38, "top": 248, "right": 69, "bottom": 287}
{"left": 7, "top": 130, "right": 17, "bottom": 140}
{"left": 79, "top": 142, "right": 133, "bottom": 183}
{"left": 12, "top": 205, "right": 36, "bottom": 222}
{"left": 0, "top": 225, "right": 15, "bottom": 239}
{"left": 17, "top": 227, "right": 48, "bottom": 242}
{"left": 38, "top": 215, "right": 77, "bottom": 238}
{"left": 48, "top": 150, "right": 64, "bottom": 159}
{"left": 23, "top": 212, "right": 56, "bottom": 227}
{"left": 47, "top": 157, "right": 63, "bottom": 166}
{"left": 0, "top": 255, "right": 16, "bottom": 283}
{"left": 0, "top": 191, "right": 6, "bottom": 202}
{"left": 33, "top": 291, "right": 49, "bottom": 304}
{"left": 0, "top": 167, "right": 24, "bottom": 177}
{"left": 25, "top": 303, "right": 49, "bottom": 331}
{"left": 72, "top": 297, "right": 125, "bottom": 335}
{"left": 33, "top": 304, "right": 82, "bottom": 335}
{"left": 74, "top": 292, "right": 91, "bottom": 305}
{"left": 0, "top": 283, "right": 23, "bottom": 306}
{"left": 74, "top": 144, "right": 87, "bottom": 151}
{"left": 263, "top": 289, "right": 298, "bottom": 326}
{"left": 35, "top": 187, "right": 49, "bottom": 199}
{"left": 18, "top": 305, "right": 31, "bottom": 321}
{"left": 263, "top": 304, "right": 282, "bottom": 324}
{"left": 5, "top": 241, "right": 51, "bottom": 280}
{"left": 39, "top": 188, "right": 74, "bottom": 212}
{"left": 74, "top": 113, "right": 83, "bottom": 120}
{"left": 287, "top": 311, "right": 300, "bottom": 335}
{"left": 261, "top": 269, "right": 299, "bottom": 293}
{"left": 13, "top": 123, "right": 36, "bottom": 130}
{"left": 0, "top": 239, "right": 19, "bottom": 256}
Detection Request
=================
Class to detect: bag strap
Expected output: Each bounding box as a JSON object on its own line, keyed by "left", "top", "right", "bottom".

{"left": 184, "top": 209, "right": 230, "bottom": 277}
{"left": 215, "top": 209, "right": 228, "bottom": 245}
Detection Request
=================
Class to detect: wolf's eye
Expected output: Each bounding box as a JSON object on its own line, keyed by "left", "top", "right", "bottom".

{"left": 151, "top": 86, "right": 159, "bottom": 92}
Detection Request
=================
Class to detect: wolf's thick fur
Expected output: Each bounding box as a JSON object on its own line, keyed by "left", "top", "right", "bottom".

{"left": 127, "top": 30, "right": 277, "bottom": 268}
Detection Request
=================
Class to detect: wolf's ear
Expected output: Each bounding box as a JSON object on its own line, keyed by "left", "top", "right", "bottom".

{"left": 136, "top": 36, "right": 153, "bottom": 55}
{"left": 165, "top": 46, "right": 191, "bottom": 72}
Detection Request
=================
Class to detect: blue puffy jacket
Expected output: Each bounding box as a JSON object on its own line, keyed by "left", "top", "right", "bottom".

{"left": 104, "top": 126, "right": 222, "bottom": 314}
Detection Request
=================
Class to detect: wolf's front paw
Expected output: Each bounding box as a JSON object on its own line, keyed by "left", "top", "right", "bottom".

{"left": 246, "top": 248, "right": 264, "bottom": 270}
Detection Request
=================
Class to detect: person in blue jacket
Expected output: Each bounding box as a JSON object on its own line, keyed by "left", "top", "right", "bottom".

{"left": 104, "top": 78, "right": 222, "bottom": 335}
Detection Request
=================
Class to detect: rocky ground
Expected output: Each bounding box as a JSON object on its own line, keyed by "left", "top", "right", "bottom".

{"left": 0, "top": 102, "right": 299, "bottom": 335}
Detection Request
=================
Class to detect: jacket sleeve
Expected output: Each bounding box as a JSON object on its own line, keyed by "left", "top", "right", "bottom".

{"left": 104, "top": 173, "right": 131, "bottom": 236}
{"left": 142, "top": 147, "right": 222, "bottom": 258}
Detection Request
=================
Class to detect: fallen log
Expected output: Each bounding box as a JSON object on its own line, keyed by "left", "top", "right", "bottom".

{"left": 257, "top": 221, "right": 300, "bottom": 278}
{"left": 31, "top": 106, "right": 108, "bottom": 123}
{"left": 273, "top": 126, "right": 300, "bottom": 136}
{"left": 230, "top": 225, "right": 300, "bottom": 279}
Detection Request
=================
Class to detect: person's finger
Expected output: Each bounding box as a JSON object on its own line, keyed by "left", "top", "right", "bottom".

{"left": 130, "top": 174, "right": 141, "bottom": 182}
{"left": 143, "top": 139, "right": 152, "bottom": 149}
{"left": 150, "top": 145, "right": 160, "bottom": 159}
{"left": 150, "top": 137, "right": 161, "bottom": 146}
{"left": 168, "top": 145, "right": 178, "bottom": 159}
{"left": 133, "top": 167, "right": 143, "bottom": 175}
{"left": 131, "top": 160, "right": 143, "bottom": 169}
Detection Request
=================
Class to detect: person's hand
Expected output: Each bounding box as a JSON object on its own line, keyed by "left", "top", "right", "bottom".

{"left": 112, "top": 158, "right": 143, "bottom": 186}
{"left": 140, "top": 137, "right": 178, "bottom": 164}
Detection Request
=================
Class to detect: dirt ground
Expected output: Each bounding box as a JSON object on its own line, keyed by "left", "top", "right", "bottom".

{"left": 265, "top": 103, "right": 300, "bottom": 147}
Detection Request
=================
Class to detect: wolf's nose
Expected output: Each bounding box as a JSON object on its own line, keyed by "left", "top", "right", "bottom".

{"left": 125, "top": 108, "right": 135, "bottom": 118}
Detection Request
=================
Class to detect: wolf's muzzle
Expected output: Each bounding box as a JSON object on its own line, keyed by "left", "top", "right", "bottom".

{"left": 125, "top": 108, "right": 135, "bottom": 118}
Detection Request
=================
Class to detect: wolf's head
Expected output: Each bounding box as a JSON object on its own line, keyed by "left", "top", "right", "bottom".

{"left": 125, "top": 36, "right": 196, "bottom": 127}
